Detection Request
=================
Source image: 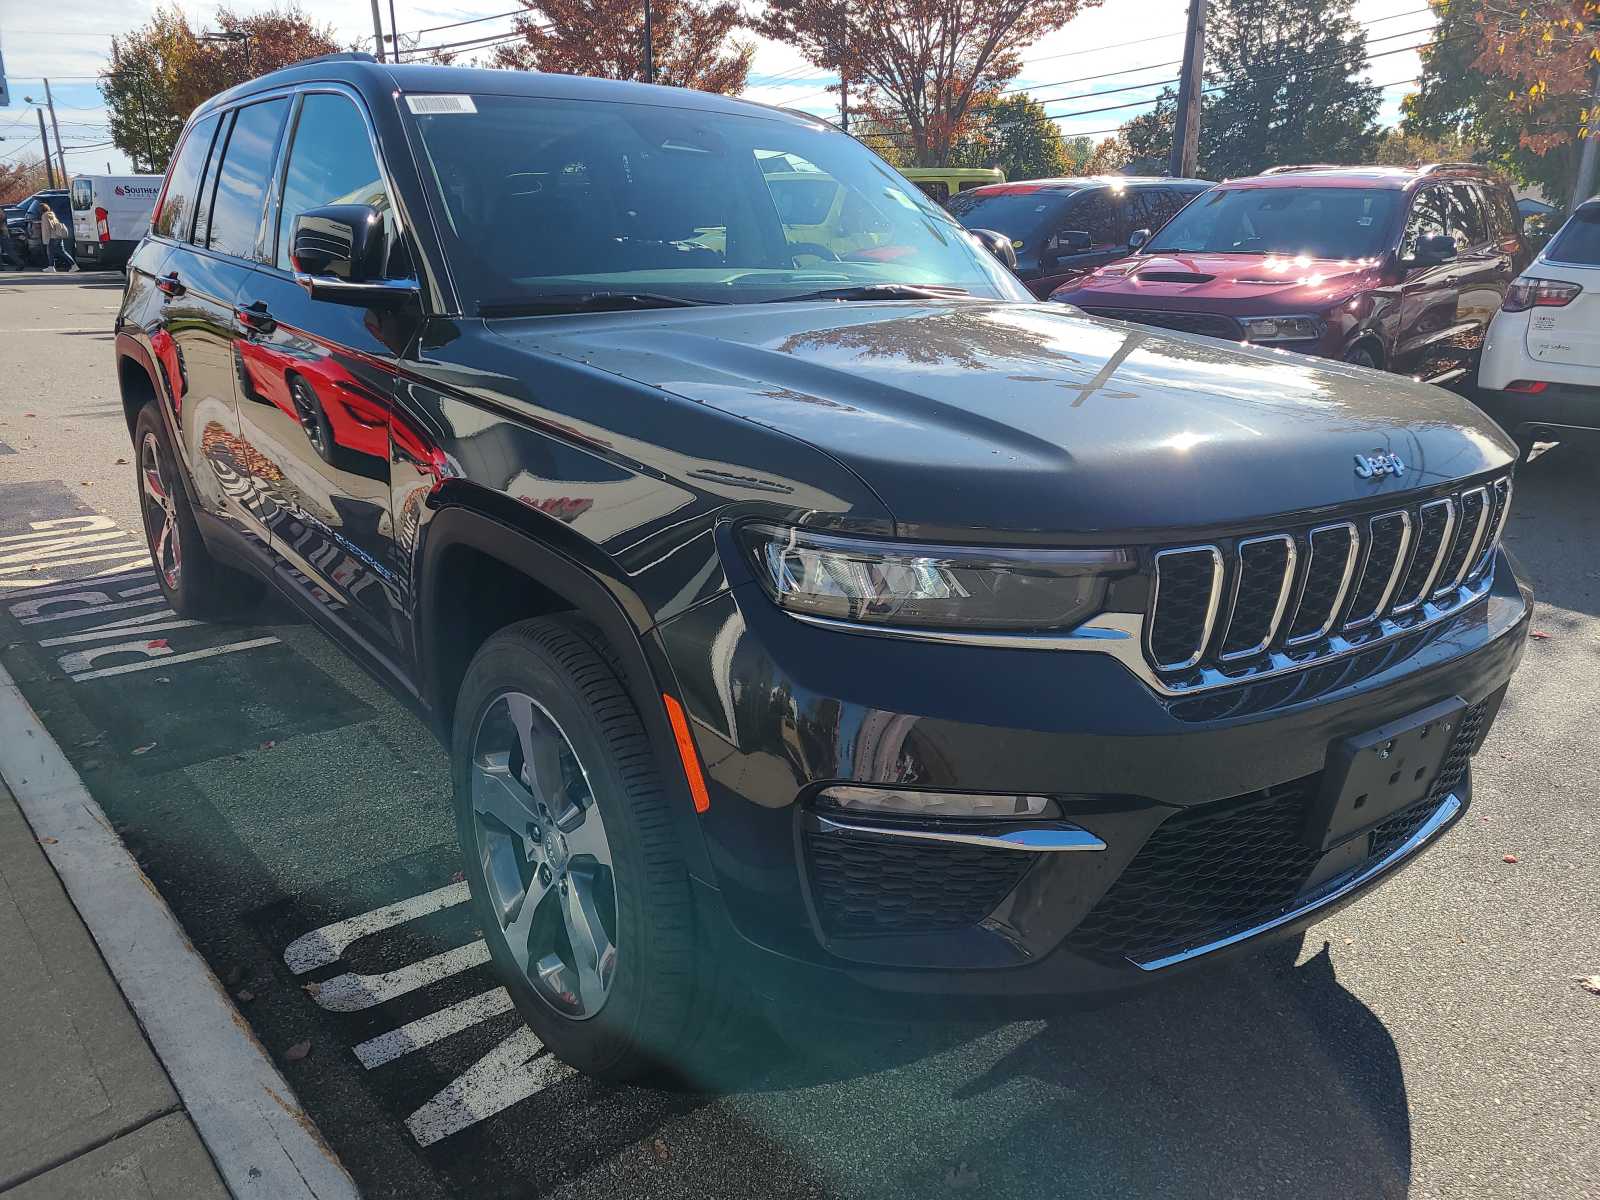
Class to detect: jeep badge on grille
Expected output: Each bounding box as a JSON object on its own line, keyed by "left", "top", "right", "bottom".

{"left": 1354, "top": 451, "right": 1406, "bottom": 479}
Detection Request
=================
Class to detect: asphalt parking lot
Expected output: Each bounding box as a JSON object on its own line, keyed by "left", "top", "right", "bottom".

{"left": 2, "top": 271, "right": 1597, "bottom": 1199}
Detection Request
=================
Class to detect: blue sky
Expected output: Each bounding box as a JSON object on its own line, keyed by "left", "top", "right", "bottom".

{"left": 1, "top": 1, "right": 1435, "bottom": 177}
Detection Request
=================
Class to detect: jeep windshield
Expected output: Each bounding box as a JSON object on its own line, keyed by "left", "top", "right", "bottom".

{"left": 405, "top": 93, "right": 1031, "bottom": 312}
{"left": 1146, "top": 186, "right": 1401, "bottom": 259}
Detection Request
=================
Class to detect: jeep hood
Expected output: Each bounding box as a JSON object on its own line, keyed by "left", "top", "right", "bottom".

{"left": 1059, "top": 252, "right": 1388, "bottom": 309}
{"left": 489, "top": 300, "right": 1514, "bottom": 541}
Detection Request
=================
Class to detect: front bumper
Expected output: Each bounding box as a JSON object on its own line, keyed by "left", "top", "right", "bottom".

{"left": 657, "top": 550, "right": 1531, "bottom": 1006}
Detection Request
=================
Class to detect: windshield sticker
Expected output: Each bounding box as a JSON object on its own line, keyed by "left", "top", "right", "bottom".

{"left": 406, "top": 94, "right": 477, "bottom": 114}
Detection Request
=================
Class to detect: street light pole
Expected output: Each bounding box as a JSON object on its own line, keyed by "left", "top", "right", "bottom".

{"left": 1168, "top": 0, "right": 1208, "bottom": 178}
{"left": 36, "top": 108, "right": 57, "bottom": 189}
{"left": 369, "top": 0, "right": 387, "bottom": 61}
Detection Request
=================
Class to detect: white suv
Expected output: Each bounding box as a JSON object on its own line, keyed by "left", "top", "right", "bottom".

{"left": 1477, "top": 197, "right": 1600, "bottom": 456}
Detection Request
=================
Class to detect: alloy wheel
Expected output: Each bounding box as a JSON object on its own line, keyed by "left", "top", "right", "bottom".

{"left": 470, "top": 691, "right": 618, "bottom": 1020}
{"left": 140, "top": 430, "right": 182, "bottom": 591}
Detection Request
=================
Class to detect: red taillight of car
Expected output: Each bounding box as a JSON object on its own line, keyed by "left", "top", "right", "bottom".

{"left": 94, "top": 207, "right": 110, "bottom": 242}
{"left": 1504, "top": 380, "right": 1549, "bottom": 394}
{"left": 1502, "top": 278, "right": 1583, "bottom": 312}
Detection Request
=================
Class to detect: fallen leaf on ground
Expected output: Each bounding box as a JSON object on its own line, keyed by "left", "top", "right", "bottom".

{"left": 651, "top": 1137, "right": 671, "bottom": 1163}
{"left": 1502, "top": 853, "right": 1519, "bottom": 864}
{"left": 79, "top": 480, "right": 93, "bottom": 486}
{"left": 1343, "top": 937, "right": 1353, "bottom": 946}
{"left": 258, "top": 740, "right": 277, "bottom": 751}
{"left": 450, "top": 870, "right": 465, "bottom": 884}
{"left": 302, "top": 981, "right": 321, "bottom": 997}
{"left": 131, "top": 742, "right": 157, "bottom": 755}
{"left": 39, "top": 836, "right": 58, "bottom": 845}
{"left": 1530, "top": 630, "right": 1552, "bottom": 640}
{"left": 236, "top": 989, "right": 256, "bottom": 1003}
{"left": 146, "top": 639, "right": 168, "bottom": 650}
{"left": 944, "top": 1161, "right": 980, "bottom": 1190}
{"left": 1577, "top": 976, "right": 1600, "bottom": 996}
{"left": 23, "top": 412, "right": 35, "bottom": 417}
{"left": 284, "top": 1040, "right": 312, "bottom": 1062}
{"left": 114, "top": 457, "right": 127, "bottom": 465}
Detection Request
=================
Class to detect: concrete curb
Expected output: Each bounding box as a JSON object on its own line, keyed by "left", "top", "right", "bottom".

{"left": 0, "top": 660, "right": 361, "bottom": 1200}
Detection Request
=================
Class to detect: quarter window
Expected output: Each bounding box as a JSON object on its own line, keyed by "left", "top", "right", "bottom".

{"left": 153, "top": 113, "right": 220, "bottom": 241}
{"left": 275, "top": 93, "right": 399, "bottom": 274}
{"left": 1064, "top": 189, "right": 1119, "bottom": 246}
{"left": 206, "top": 99, "right": 289, "bottom": 260}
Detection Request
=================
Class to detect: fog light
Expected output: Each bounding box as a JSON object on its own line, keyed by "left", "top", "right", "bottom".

{"left": 817, "top": 785, "right": 1059, "bottom": 819}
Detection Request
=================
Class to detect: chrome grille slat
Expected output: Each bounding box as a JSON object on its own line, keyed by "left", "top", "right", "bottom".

{"left": 1144, "top": 474, "right": 1513, "bottom": 687}
{"left": 1285, "top": 522, "right": 1359, "bottom": 646}
{"left": 1392, "top": 498, "right": 1456, "bottom": 613}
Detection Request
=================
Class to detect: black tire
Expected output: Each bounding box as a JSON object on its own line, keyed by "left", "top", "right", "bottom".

{"left": 132, "top": 401, "right": 262, "bottom": 620}
{"left": 451, "top": 617, "right": 736, "bottom": 1083}
{"left": 1343, "top": 344, "right": 1380, "bottom": 370}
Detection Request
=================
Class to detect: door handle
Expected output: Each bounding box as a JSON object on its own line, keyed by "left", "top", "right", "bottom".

{"left": 155, "top": 271, "right": 184, "bottom": 298}
{"left": 235, "top": 301, "right": 276, "bottom": 336}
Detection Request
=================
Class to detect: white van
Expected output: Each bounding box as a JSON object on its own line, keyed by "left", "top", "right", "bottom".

{"left": 69, "top": 174, "right": 164, "bottom": 269}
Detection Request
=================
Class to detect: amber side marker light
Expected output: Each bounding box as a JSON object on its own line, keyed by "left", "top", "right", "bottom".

{"left": 662, "top": 694, "right": 710, "bottom": 814}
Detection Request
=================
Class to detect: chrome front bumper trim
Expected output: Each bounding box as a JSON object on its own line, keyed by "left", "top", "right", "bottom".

{"left": 814, "top": 814, "right": 1108, "bottom": 853}
{"left": 1133, "top": 791, "right": 1462, "bottom": 971}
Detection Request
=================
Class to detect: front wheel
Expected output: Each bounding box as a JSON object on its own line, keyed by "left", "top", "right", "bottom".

{"left": 1342, "top": 344, "right": 1381, "bottom": 370}
{"left": 451, "top": 618, "right": 732, "bottom": 1082}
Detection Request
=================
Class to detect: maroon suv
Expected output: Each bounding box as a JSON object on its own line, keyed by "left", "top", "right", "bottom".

{"left": 1050, "top": 164, "right": 1530, "bottom": 384}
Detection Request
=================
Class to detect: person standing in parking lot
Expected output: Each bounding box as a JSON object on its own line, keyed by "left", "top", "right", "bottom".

{"left": 40, "top": 206, "right": 78, "bottom": 272}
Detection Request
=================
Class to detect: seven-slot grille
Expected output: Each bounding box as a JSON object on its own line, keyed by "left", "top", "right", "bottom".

{"left": 1146, "top": 476, "right": 1511, "bottom": 678}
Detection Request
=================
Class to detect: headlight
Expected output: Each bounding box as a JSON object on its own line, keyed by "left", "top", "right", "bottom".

{"left": 740, "top": 523, "right": 1134, "bottom": 632}
{"left": 1240, "top": 314, "right": 1325, "bottom": 343}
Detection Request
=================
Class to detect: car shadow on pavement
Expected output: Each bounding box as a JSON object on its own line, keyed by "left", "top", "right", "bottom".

{"left": 1504, "top": 443, "right": 1599, "bottom": 621}
{"left": 722, "top": 934, "right": 1412, "bottom": 1199}
{"left": 0, "top": 272, "right": 124, "bottom": 291}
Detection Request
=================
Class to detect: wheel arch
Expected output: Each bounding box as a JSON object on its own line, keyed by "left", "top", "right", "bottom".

{"left": 114, "top": 335, "right": 163, "bottom": 437}
{"left": 417, "top": 498, "right": 714, "bottom": 879}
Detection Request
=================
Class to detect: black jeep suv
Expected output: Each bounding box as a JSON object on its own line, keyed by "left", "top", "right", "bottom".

{"left": 115, "top": 56, "right": 1531, "bottom": 1081}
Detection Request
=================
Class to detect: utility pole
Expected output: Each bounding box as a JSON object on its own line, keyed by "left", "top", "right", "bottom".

{"left": 36, "top": 108, "right": 57, "bottom": 189}
{"left": 1168, "top": 0, "right": 1208, "bottom": 179}
{"left": 1572, "top": 63, "right": 1600, "bottom": 209}
{"left": 43, "top": 79, "right": 68, "bottom": 186}
{"left": 643, "top": 0, "right": 654, "bottom": 83}
{"left": 389, "top": 0, "right": 401, "bottom": 63}
{"left": 840, "top": 73, "right": 849, "bottom": 133}
{"left": 369, "top": 0, "right": 387, "bottom": 61}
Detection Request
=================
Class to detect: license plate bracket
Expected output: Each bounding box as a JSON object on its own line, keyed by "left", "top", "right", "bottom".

{"left": 1306, "top": 697, "right": 1466, "bottom": 851}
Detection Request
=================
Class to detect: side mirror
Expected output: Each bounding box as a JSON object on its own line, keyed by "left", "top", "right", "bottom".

{"left": 1409, "top": 232, "right": 1458, "bottom": 267}
{"left": 291, "top": 204, "right": 416, "bottom": 307}
{"left": 968, "top": 227, "right": 1018, "bottom": 271}
{"left": 1128, "top": 227, "right": 1152, "bottom": 251}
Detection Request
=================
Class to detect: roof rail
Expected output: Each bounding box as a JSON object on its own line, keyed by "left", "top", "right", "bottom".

{"left": 1418, "top": 162, "right": 1486, "bottom": 175}
{"left": 294, "top": 51, "right": 379, "bottom": 67}
{"left": 1258, "top": 164, "right": 1345, "bottom": 175}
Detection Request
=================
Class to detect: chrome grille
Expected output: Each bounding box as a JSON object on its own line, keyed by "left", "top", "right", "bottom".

{"left": 1144, "top": 476, "right": 1512, "bottom": 687}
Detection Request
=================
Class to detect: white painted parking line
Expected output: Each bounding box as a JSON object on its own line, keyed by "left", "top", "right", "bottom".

{"left": 285, "top": 880, "right": 471, "bottom": 974}
{"left": 0, "top": 661, "right": 361, "bottom": 1200}
{"left": 404, "top": 1026, "right": 573, "bottom": 1149}
{"left": 310, "top": 941, "right": 492, "bottom": 1013}
{"left": 353, "top": 987, "right": 515, "bottom": 1069}
{"left": 39, "top": 614, "right": 202, "bottom": 647}
{"left": 68, "top": 636, "right": 280, "bottom": 682}
{"left": 0, "top": 515, "right": 122, "bottom": 544}
{"left": 16, "top": 594, "right": 167, "bottom": 624}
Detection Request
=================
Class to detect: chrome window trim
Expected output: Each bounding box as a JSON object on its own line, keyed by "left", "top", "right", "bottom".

{"left": 1438, "top": 485, "right": 1490, "bottom": 596}
{"left": 1343, "top": 510, "right": 1412, "bottom": 630}
{"left": 1148, "top": 545, "right": 1225, "bottom": 671}
{"left": 1134, "top": 792, "right": 1461, "bottom": 970}
{"left": 814, "top": 815, "right": 1107, "bottom": 854}
{"left": 1392, "top": 498, "right": 1456, "bottom": 614}
{"left": 1285, "top": 521, "right": 1359, "bottom": 646}
{"left": 1218, "top": 534, "right": 1298, "bottom": 662}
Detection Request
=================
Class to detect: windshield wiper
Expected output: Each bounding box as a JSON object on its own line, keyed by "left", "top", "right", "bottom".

{"left": 478, "top": 292, "right": 727, "bottom": 317}
{"left": 764, "top": 283, "right": 973, "bottom": 304}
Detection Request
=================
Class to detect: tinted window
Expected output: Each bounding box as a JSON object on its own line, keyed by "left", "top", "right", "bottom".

{"left": 1547, "top": 205, "right": 1600, "bottom": 265}
{"left": 276, "top": 93, "right": 395, "bottom": 273}
{"left": 192, "top": 112, "right": 229, "bottom": 248}
{"left": 1065, "top": 189, "right": 1119, "bottom": 245}
{"left": 948, "top": 188, "right": 1073, "bottom": 245}
{"left": 1402, "top": 188, "right": 1451, "bottom": 258}
{"left": 1127, "top": 187, "right": 1187, "bottom": 233}
{"left": 71, "top": 179, "right": 92, "bottom": 210}
{"left": 1153, "top": 186, "right": 1399, "bottom": 258}
{"left": 154, "top": 113, "right": 220, "bottom": 240}
{"left": 207, "top": 99, "right": 289, "bottom": 259}
{"left": 1444, "top": 183, "right": 1485, "bottom": 246}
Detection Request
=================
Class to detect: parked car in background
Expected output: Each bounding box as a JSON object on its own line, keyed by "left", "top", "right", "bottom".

{"left": 1050, "top": 164, "right": 1529, "bottom": 384}
{"left": 948, "top": 176, "right": 1212, "bottom": 298}
{"left": 70, "top": 174, "right": 164, "bottom": 270}
{"left": 13, "top": 190, "right": 74, "bottom": 266}
{"left": 901, "top": 166, "right": 1004, "bottom": 205}
{"left": 1476, "top": 196, "right": 1599, "bottom": 456}
{"left": 118, "top": 57, "right": 1530, "bottom": 1084}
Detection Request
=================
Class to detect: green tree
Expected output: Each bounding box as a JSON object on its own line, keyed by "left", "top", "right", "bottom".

{"left": 1060, "top": 135, "right": 1094, "bottom": 173}
{"left": 1403, "top": 0, "right": 1590, "bottom": 203}
{"left": 101, "top": 5, "right": 340, "bottom": 172}
{"left": 951, "top": 93, "right": 1070, "bottom": 179}
{"left": 1372, "top": 127, "right": 1478, "bottom": 166}
{"left": 1200, "top": 0, "right": 1381, "bottom": 178}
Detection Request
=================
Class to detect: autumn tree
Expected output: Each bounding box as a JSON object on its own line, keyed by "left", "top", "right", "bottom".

{"left": 0, "top": 160, "right": 54, "bottom": 205}
{"left": 1373, "top": 127, "right": 1478, "bottom": 166}
{"left": 952, "top": 93, "right": 1071, "bottom": 179}
{"left": 490, "top": 0, "right": 753, "bottom": 93}
{"left": 101, "top": 5, "right": 340, "bottom": 172}
{"left": 756, "top": 0, "right": 1103, "bottom": 167}
{"left": 1406, "top": 0, "right": 1597, "bottom": 206}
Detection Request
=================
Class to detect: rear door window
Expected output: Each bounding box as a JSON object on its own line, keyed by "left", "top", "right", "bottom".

{"left": 1063, "top": 188, "right": 1120, "bottom": 247}
{"left": 206, "top": 98, "right": 289, "bottom": 260}
{"left": 1444, "top": 183, "right": 1486, "bottom": 247}
{"left": 1401, "top": 188, "right": 1451, "bottom": 259}
{"left": 153, "top": 113, "right": 221, "bottom": 241}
